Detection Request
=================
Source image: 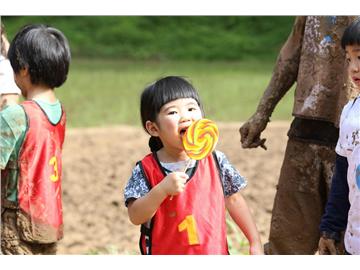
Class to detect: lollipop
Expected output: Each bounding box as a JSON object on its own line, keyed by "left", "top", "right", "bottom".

{"left": 169, "top": 119, "right": 219, "bottom": 200}
{"left": 182, "top": 118, "right": 219, "bottom": 160}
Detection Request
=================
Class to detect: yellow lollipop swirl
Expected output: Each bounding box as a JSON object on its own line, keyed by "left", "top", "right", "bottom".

{"left": 182, "top": 119, "right": 219, "bottom": 160}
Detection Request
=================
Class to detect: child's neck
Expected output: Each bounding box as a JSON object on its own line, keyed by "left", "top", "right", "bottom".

{"left": 27, "top": 86, "right": 57, "bottom": 103}
{"left": 157, "top": 147, "right": 189, "bottom": 163}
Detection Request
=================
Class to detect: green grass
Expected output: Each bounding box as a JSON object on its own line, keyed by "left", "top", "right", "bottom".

{"left": 58, "top": 59, "right": 294, "bottom": 128}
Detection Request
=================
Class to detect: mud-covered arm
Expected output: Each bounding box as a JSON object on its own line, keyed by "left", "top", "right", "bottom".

{"left": 240, "top": 16, "right": 306, "bottom": 149}
{"left": 256, "top": 16, "right": 305, "bottom": 119}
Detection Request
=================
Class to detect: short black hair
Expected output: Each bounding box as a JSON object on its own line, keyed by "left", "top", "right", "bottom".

{"left": 8, "top": 24, "right": 71, "bottom": 88}
{"left": 140, "top": 76, "right": 203, "bottom": 152}
{"left": 341, "top": 18, "right": 360, "bottom": 49}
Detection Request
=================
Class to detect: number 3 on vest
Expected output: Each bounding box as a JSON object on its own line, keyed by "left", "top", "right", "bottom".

{"left": 178, "top": 215, "right": 200, "bottom": 245}
{"left": 49, "top": 156, "right": 59, "bottom": 182}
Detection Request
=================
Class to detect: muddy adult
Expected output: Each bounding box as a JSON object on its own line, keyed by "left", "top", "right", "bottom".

{"left": 239, "top": 16, "right": 358, "bottom": 254}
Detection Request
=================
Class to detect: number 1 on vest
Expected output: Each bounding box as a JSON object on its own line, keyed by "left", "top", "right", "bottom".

{"left": 49, "top": 156, "right": 59, "bottom": 182}
{"left": 178, "top": 215, "right": 200, "bottom": 245}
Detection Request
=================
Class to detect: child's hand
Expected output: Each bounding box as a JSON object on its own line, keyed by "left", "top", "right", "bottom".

{"left": 249, "top": 241, "right": 264, "bottom": 255}
{"left": 159, "top": 172, "right": 188, "bottom": 196}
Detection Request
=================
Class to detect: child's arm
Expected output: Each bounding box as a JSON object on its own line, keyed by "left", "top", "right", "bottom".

{"left": 0, "top": 106, "right": 26, "bottom": 169}
{"left": 318, "top": 154, "right": 349, "bottom": 255}
{"left": 127, "top": 172, "right": 188, "bottom": 225}
{"left": 225, "top": 192, "right": 263, "bottom": 255}
{"left": 0, "top": 94, "right": 19, "bottom": 110}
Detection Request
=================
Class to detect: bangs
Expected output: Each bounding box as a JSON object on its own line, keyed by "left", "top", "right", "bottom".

{"left": 341, "top": 19, "right": 360, "bottom": 49}
{"left": 152, "top": 77, "right": 202, "bottom": 114}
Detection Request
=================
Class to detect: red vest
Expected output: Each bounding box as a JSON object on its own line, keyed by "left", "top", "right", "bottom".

{"left": 17, "top": 100, "right": 66, "bottom": 243}
{"left": 139, "top": 153, "right": 228, "bottom": 255}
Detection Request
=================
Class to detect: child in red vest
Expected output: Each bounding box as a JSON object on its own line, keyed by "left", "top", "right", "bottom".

{"left": 124, "top": 76, "right": 263, "bottom": 255}
{"left": 0, "top": 24, "right": 71, "bottom": 254}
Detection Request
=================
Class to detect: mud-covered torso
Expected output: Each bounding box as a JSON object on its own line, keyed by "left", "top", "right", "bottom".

{"left": 293, "top": 16, "right": 358, "bottom": 126}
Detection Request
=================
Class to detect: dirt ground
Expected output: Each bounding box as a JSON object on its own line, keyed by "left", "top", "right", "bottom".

{"left": 57, "top": 121, "right": 290, "bottom": 254}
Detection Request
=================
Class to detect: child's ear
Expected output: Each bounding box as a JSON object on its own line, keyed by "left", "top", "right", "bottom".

{"left": 145, "top": 120, "right": 159, "bottom": 137}
{"left": 18, "top": 67, "right": 29, "bottom": 78}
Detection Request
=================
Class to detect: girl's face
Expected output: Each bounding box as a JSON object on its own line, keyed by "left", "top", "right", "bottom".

{"left": 345, "top": 44, "right": 360, "bottom": 88}
{"left": 146, "top": 97, "right": 203, "bottom": 153}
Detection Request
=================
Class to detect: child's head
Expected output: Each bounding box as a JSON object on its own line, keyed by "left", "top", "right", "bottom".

{"left": 341, "top": 18, "right": 360, "bottom": 89}
{"left": 8, "top": 24, "right": 71, "bottom": 90}
{"left": 140, "top": 76, "right": 204, "bottom": 152}
{"left": 341, "top": 18, "right": 360, "bottom": 49}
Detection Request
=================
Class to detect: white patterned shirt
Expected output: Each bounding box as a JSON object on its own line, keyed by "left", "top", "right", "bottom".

{"left": 336, "top": 96, "right": 360, "bottom": 254}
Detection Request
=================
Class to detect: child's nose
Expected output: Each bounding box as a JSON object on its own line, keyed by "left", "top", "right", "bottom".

{"left": 180, "top": 112, "right": 192, "bottom": 122}
{"left": 180, "top": 115, "right": 191, "bottom": 122}
{"left": 350, "top": 61, "right": 359, "bottom": 73}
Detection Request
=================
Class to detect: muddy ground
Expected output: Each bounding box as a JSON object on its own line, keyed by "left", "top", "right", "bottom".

{"left": 57, "top": 121, "right": 289, "bottom": 254}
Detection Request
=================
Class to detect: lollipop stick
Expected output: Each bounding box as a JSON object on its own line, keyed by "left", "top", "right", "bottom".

{"left": 183, "top": 159, "right": 192, "bottom": 173}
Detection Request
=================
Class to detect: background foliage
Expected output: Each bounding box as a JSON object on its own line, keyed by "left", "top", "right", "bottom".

{"left": 3, "top": 16, "right": 294, "bottom": 60}
{"left": 1, "top": 16, "right": 295, "bottom": 127}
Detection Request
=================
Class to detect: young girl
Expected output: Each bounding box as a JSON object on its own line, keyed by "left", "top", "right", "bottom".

{"left": 124, "top": 76, "right": 263, "bottom": 255}
{"left": 319, "top": 18, "right": 360, "bottom": 255}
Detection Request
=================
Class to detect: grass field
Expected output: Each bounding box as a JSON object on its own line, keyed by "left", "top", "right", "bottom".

{"left": 58, "top": 59, "right": 295, "bottom": 127}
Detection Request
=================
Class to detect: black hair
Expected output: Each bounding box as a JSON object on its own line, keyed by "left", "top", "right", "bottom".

{"left": 8, "top": 24, "right": 71, "bottom": 88}
{"left": 341, "top": 18, "right": 360, "bottom": 49}
{"left": 140, "top": 76, "right": 203, "bottom": 152}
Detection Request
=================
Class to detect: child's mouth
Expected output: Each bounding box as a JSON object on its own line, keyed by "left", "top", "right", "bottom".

{"left": 179, "top": 127, "right": 188, "bottom": 137}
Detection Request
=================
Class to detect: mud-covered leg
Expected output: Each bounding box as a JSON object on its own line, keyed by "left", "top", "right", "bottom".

{"left": 1, "top": 209, "right": 58, "bottom": 255}
{"left": 265, "top": 139, "right": 327, "bottom": 254}
{"left": 1, "top": 209, "right": 34, "bottom": 254}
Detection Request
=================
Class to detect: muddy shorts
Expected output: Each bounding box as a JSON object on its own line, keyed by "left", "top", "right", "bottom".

{"left": 1, "top": 208, "right": 57, "bottom": 255}
{"left": 265, "top": 139, "right": 336, "bottom": 254}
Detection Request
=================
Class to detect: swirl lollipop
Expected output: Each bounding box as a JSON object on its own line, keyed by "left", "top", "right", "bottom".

{"left": 182, "top": 118, "right": 219, "bottom": 161}
{"left": 169, "top": 119, "right": 219, "bottom": 200}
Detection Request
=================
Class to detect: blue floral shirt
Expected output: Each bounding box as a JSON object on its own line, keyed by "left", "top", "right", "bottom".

{"left": 124, "top": 150, "right": 247, "bottom": 206}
